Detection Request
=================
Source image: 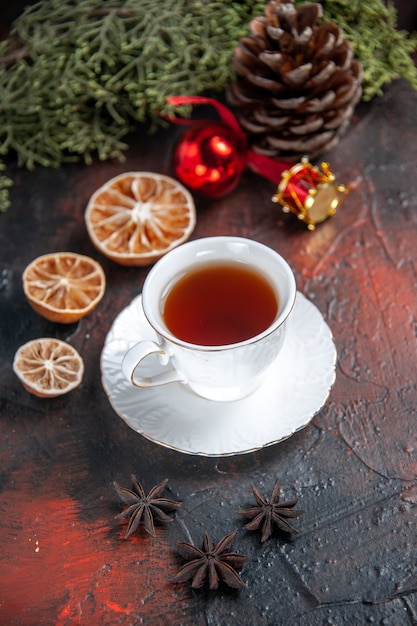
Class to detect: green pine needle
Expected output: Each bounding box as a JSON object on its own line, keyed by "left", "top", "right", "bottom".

{"left": 0, "top": 0, "right": 415, "bottom": 212}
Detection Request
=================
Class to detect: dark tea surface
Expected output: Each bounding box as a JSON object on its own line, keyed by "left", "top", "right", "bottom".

{"left": 163, "top": 262, "right": 278, "bottom": 346}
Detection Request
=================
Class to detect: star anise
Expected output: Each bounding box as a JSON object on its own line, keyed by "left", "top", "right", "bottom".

{"left": 170, "top": 529, "right": 248, "bottom": 590}
{"left": 238, "top": 480, "right": 303, "bottom": 542}
{"left": 113, "top": 476, "right": 181, "bottom": 538}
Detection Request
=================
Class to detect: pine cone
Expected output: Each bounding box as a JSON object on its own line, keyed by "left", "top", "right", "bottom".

{"left": 227, "top": 0, "right": 363, "bottom": 161}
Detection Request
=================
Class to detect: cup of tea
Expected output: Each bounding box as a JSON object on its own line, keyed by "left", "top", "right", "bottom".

{"left": 121, "top": 236, "right": 296, "bottom": 401}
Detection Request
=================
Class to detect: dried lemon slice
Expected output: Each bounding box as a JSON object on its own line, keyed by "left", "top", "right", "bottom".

{"left": 23, "top": 252, "right": 106, "bottom": 324}
{"left": 13, "top": 338, "right": 84, "bottom": 397}
{"left": 84, "top": 171, "right": 196, "bottom": 266}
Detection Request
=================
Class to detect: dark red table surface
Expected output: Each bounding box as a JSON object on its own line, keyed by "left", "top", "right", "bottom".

{"left": 1, "top": 74, "right": 417, "bottom": 625}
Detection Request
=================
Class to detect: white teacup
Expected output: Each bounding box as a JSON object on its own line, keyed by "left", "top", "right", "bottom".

{"left": 121, "top": 236, "right": 296, "bottom": 401}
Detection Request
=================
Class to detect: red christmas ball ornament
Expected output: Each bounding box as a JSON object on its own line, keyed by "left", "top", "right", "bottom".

{"left": 166, "top": 97, "right": 348, "bottom": 228}
{"left": 172, "top": 122, "right": 246, "bottom": 199}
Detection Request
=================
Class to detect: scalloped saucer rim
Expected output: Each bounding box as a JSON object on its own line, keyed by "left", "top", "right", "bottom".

{"left": 100, "top": 292, "right": 336, "bottom": 456}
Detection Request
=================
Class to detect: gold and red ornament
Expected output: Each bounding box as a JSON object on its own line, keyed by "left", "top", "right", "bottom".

{"left": 271, "top": 157, "right": 348, "bottom": 230}
{"left": 166, "top": 95, "right": 348, "bottom": 230}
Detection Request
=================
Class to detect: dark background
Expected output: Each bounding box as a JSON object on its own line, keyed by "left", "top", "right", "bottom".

{"left": 1, "top": 2, "right": 417, "bottom": 625}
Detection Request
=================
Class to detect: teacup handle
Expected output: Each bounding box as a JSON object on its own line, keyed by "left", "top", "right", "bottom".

{"left": 121, "top": 340, "right": 186, "bottom": 388}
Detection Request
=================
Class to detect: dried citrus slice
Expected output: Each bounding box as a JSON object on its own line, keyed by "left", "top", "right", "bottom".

{"left": 84, "top": 171, "right": 196, "bottom": 266}
{"left": 13, "top": 338, "right": 84, "bottom": 397}
{"left": 23, "top": 252, "right": 106, "bottom": 324}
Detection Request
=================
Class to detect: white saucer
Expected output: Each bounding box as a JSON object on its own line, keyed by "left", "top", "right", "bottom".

{"left": 100, "top": 292, "right": 336, "bottom": 456}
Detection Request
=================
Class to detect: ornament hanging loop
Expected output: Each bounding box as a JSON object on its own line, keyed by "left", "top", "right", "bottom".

{"left": 165, "top": 96, "right": 246, "bottom": 140}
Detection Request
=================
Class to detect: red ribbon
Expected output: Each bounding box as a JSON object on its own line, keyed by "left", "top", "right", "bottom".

{"left": 165, "top": 96, "right": 292, "bottom": 184}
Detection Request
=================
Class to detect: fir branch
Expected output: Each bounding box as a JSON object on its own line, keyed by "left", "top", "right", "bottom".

{"left": 0, "top": 0, "right": 415, "bottom": 191}
{"left": 0, "top": 0, "right": 266, "bottom": 173}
